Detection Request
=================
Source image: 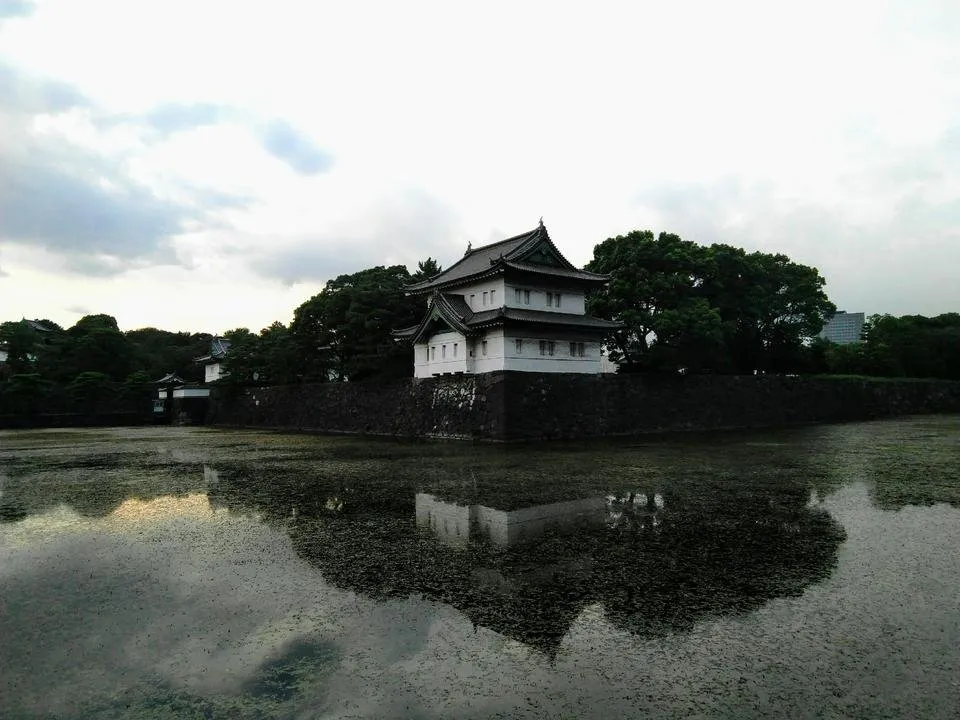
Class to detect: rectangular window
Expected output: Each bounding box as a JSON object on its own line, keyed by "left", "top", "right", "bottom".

{"left": 431, "top": 346, "right": 436, "bottom": 360}
{"left": 546, "top": 292, "right": 553, "bottom": 307}
{"left": 481, "top": 340, "right": 488, "bottom": 356}
{"left": 524, "top": 290, "right": 530, "bottom": 304}
{"left": 539, "top": 340, "right": 547, "bottom": 356}
{"left": 578, "top": 342, "right": 585, "bottom": 357}
{"left": 555, "top": 293, "right": 561, "bottom": 308}
{"left": 548, "top": 341, "right": 556, "bottom": 356}
{"left": 453, "top": 343, "right": 458, "bottom": 357}
{"left": 470, "top": 294, "right": 475, "bottom": 307}
{"left": 490, "top": 289, "right": 496, "bottom": 304}
{"left": 516, "top": 339, "right": 523, "bottom": 354}
{"left": 515, "top": 288, "right": 521, "bottom": 303}
{"left": 442, "top": 344, "right": 446, "bottom": 359}
{"left": 570, "top": 342, "right": 577, "bottom": 357}
{"left": 483, "top": 291, "right": 488, "bottom": 306}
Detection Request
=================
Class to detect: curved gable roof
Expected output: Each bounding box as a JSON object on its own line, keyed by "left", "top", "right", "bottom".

{"left": 405, "top": 222, "right": 608, "bottom": 294}
{"left": 393, "top": 293, "right": 476, "bottom": 344}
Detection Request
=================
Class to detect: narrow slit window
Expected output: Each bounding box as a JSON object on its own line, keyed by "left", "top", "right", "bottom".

{"left": 453, "top": 343, "right": 458, "bottom": 357}
{"left": 481, "top": 340, "right": 488, "bottom": 356}
{"left": 490, "top": 289, "right": 496, "bottom": 304}
{"left": 431, "top": 346, "right": 436, "bottom": 360}
{"left": 524, "top": 290, "right": 530, "bottom": 304}
{"left": 548, "top": 341, "right": 556, "bottom": 356}
{"left": 516, "top": 339, "right": 523, "bottom": 354}
{"left": 546, "top": 292, "right": 553, "bottom": 307}
{"left": 442, "top": 344, "right": 446, "bottom": 358}
{"left": 570, "top": 342, "right": 576, "bottom": 356}
{"left": 515, "top": 288, "right": 522, "bottom": 303}
{"left": 539, "top": 340, "right": 547, "bottom": 356}
{"left": 555, "top": 293, "right": 562, "bottom": 308}
{"left": 483, "top": 291, "right": 488, "bottom": 306}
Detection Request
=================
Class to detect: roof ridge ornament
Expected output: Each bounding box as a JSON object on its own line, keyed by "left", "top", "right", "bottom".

{"left": 465, "top": 241, "right": 472, "bottom": 255}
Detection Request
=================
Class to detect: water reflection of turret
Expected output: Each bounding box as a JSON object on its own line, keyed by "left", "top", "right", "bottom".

{"left": 416, "top": 493, "right": 606, "bottom": 548}
{"left": 205, "top": 456, "right": 845, "bottom": 654}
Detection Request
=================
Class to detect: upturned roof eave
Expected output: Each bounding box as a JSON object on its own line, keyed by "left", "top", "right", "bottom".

{"left": 467, "top": 312, "right": 623, "bottom": 332}
{"left": 405, "top": 264, "right": 609, "bottom": 296}
{"left": 404, "top": 293, "right": 476, "bottom": 344}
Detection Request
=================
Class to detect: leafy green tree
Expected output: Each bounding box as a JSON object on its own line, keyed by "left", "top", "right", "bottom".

{"left": 412, "top": 257, "right": 442, "bottom": 282}
{"left": 62, "top": 314, "right": 135, "bottom": 381}
{"left": 125, "top": 328, "right": 211, "bottom": 382}
{"left": 291, "top": 265, "right": 421, "bottom": 382}
{"left": 838, "top": 313, "right": 960, "bottom": 379}
{"left": 588, "top": 231, "right": 834, "bottom": 374}
{"left": 0, "top": 373, "right": 54, "bottom": 415}
{"left": 0, "top": 320, "right": 43, "bottom": 375}
{"left": 221, "top": 324, "right": 298, "bottom": 386}
{"left": 586, "top": 231, "right": 725, "bottom": 372}
{"left": 67, "top": 372, "right": 119, "bottom": 414}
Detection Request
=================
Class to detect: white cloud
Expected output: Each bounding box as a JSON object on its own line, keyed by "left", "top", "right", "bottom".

{"left": 1, "top": 0, "right": 958, "bottom": 331}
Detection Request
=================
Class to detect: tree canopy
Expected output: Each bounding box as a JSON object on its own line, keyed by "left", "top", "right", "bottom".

{"left": 586, "top": 231, "right": 835, "bottom": 374}
{"left": 290, "top": 265, "right": 423, "bottom": 382}
{"left": 810, "top": 313, "right": 960, "bottom": 380}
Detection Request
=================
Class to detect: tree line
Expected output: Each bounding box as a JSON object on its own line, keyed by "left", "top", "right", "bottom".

{"left": 0, "top": 315, "right": 213, "bottom": 416}
{"left": 3, "top": 230, "right": 957, "bottom": 417}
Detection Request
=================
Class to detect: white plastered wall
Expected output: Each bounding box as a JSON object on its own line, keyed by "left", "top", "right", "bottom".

{"left": 502, "top": 331, "right": 603, "bottom": 373}
{"left": 452, "top": 279, "right": 506, "bottom": 312}
{"left": 204, "top": 362, "right": 224, "bottom": 383}
{"left": 504, "top": 282, "right": 586, "bottom": 315}
{"left": 419, "top": 330, "right": 468, "bottom": 377}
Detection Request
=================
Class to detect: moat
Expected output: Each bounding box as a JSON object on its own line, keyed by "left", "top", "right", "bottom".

{"left": 2, "top": 416, "right": 959, "bottom": 718}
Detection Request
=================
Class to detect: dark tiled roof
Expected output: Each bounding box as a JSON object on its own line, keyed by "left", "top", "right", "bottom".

{"left": 154, "top": 372, "right": 185, "bottom": 384}
{"left": 502, "top": 261, "right": 608, "bottom": 282}
{"left": 394, "top": 293, "right": 477, "bottom": 344}
{"left": 195, "top": 336, "right": 232, "bottom": 363}
{"left": 468, "top": 308, "right": 622, "bottom": 331}
{"left": 24, "top": 319, "right": 53, "bottom": 332}
{"left": 405, "top": 222, "right": 608, "bottom": 293}
{"left": 394, "top": 293, "right": 622, "bottom": 342}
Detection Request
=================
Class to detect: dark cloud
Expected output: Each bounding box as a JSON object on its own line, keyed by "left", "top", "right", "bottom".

{"left": 0, "top": 147, "right": 186, "bottom": 271}
{"left": 259, "top": 119, "right": 333, "bottom": 175}
{"left": 0, "top": 64, "right": 252, "bottom": 276}
{"left": 0, "top": 0, "right": 34, "bottom": 19}
{"left": 255, "top": 190, "right": 458, "bottom": 284}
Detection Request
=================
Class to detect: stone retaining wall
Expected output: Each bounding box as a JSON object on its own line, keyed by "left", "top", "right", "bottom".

{"left": 209, "top": 373, "right": 960, "bottom": 441}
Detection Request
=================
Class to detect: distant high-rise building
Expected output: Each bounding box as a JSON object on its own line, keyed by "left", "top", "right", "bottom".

{"left": 819, "top": 311, "right": 865, "bottom": 344}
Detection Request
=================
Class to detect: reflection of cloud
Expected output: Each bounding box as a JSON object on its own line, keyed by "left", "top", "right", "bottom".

{"left": 108, "top": 493, "right": 214, "bottom": 524}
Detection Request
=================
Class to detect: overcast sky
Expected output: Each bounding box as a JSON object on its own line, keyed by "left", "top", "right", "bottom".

{"left": 1, "top": 0, "right": 957, "bottom": 333}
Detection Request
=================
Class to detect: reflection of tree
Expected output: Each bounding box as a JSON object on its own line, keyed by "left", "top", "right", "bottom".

{"left": 212, "top": 466, "right": 845, "bottom": 655}
{"left": 596, "top": 494, "right": 844, "bottom": 637}
{"left": 803, "top": 417, "right": 960, "bottom": 511}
